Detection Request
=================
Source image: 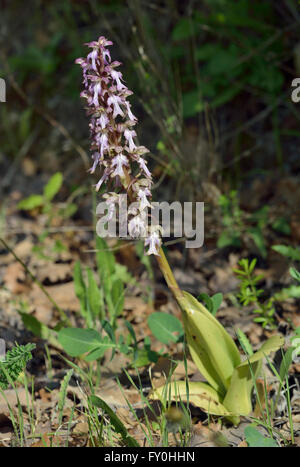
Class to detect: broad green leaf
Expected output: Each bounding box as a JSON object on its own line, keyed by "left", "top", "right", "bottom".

{"left": 274, "top": 285, "right": 300, "bottom": 301}
{"left": 239, "top": 335, "right": 284, "bottom": 367}
{"left": 211, "top": 293, "right": 223, "bottom": 316}
{"left": 73, "top": 261, "right": 87, "bottom": 318}
{"left": 57, "top": 328, "right": 103, "bottom": 356}
{"left": 147, "top": 312, "right": 184, "bottom": 345}
{"left": 197, "top": 293, "right": 214, "bottom": 314}
{"left": 272, "top": 245, "right": 300, "bottom": 262}
{"left": 18, "top": 194, "right": 44, "bottom": 210}
{"left": 151, "top": 380, "right": 232, "bottom": 417}
{"left": 43, "top": 172, "right": 63, "bottom": 201}
{"left": 131, "top": 348, "right": 159, "bottom": 368}
{"left": 182, "top": 90, "right": 205, "bottom": 118}
{"left": 272, "top": 218, "right": 291, "bottom": 236}
{"left": 110, "top": 278, "right": 124, "bottom": 318}
{"left": 172, "top": 18, "right": 196, "bottom": 41}
{"left": 223, "top": 359, "right": 262, "bottom": 416}
{"left": 196, "top": 43, "right": 221, "bottom": 61}
{"left": 248, "top": 227, "right": 267, "bottom": 258}
{"left": 181, "top": 291, "right": 241, "bottom": 395}
{"left": 248, "top": 61, "right": 283, "bottom": 94}
{"left": 244, "top": 425, "right": 278, "bottom": 447}
{"left": 96, "top": 236, "right": 115, "bottom": 281}
{"left": 217, "top": 231, "right": 241, "bottom": 249}
{"left": 87, "top": 268, "right": 103, "bottom": 318}
{"left": 114, "top": 263, "right": 135, "bottom": 285}
{"left": 223, "top": 335, "right": 284, "bottom": 415}
{"left": 117, "top": 335, "right": 130, "bottom": 356}
{"left": 84, "top": 336, "right": 114, "bottom": 361}
{"left": 205, "top": 46, "right": 240, "bottom": 76}
{"left": 211, "top": 84, "right": 242, "bottom": 108}
{"left": 18, "top": 311, "right": 62, "bottom": 349}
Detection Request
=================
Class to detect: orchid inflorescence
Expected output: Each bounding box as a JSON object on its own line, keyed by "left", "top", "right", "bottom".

{"left": 76, "top": 36, "right": 161, "bottom": 255}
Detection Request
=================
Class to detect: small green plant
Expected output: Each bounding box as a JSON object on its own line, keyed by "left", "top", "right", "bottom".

{"left": 271, "top": 247, "right": 300, "bottom": 300}
{"left": 57, "top": 236, "right": 141, "bottom": 365}
{"left": 272, "top": 245, "right": 300, "bottom": 263}
{"left": 147, "top": 312, "right": 184, "bottom": 345}
{"left": 244, "top": 424, "right": 279, "bottom": 447}
{"left": 0, "top": 343, "right": 35, "bottom": 390}
{"left": 89, "top": 395, "right": 140, "bottom": 447}
{"left": 197, "top": 292, "right": 223, "bottom": 317}
{"left": 17, "top": 172, "right": 83, "bottom": 260}
{"left": 57, "top": 237, "right": 163, "bottom": 368}
{"left": 57, "top": 318, "right": 164, "bottom": 370}
{"left": 217, "top": 191, "right": 268, "bottom": 257}
{"left": 72, "top": 236, "right": 139, "bottom": 329}
{"left": 18, "top": 172, "right": 64, "bottom": 213}
{"left": 234, "top": 258, "right": 276, "bottom": 329}
{"left": 275, "top": 268, "right": 300, "bottom": 377}
{"left": 151, "top": 290, "right": 283, "bottom": 425}
{"left": 118, "top": 363, "right": 192, "bottom": 447}
{"left": 217, "top": 190, "right": 244, "bottom": 249}
{"left": 278, "top": 326, "right": 300, "bottom": 386}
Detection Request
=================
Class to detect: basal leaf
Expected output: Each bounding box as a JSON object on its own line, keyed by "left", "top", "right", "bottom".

{"left": 18, "top": 194, "right": 44, "bottom": 210}
{"left": 244, "top": 425, "right": 278, "bottom": 447}
{"left": 147, "top": 312, "right": 184, "bottom": 345}
{"left": 43, "top": 172, "right": 63, "bottom": 201}
{"left": 57, "top": 328, "right": 103, "bottom": 357}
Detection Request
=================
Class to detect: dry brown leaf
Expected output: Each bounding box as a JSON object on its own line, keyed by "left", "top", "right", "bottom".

{"left": 36, "top": 262, "right": 73, "bottom": 284}
{"left": 14, "top": 239, "right": 34, "bottom": 259}
{"left": 0, "top": 388, "right": 33, "bottom": 415}
{"left": 95, "top": 380, "right": 140, "bottom": 409}
{"left": 29, "top": 281, "right": 80, "bottom": 313}
{"left": 3, "top": 262, "right": 29, "bottom": 294}
{"left": 22, "top": 158, "right": 37, "bottom": 176}
{"left": 38, "top": 388, "right": 52, "bottom": 403}
{"left": 208, "top": 266, "right": 239, "bottom": 294}
{"left": 238, "top": 440, "right": 248, "bottom": 447}
{"left": 116, "top": 407, "right": 137, "bottom": 429}
{"left": 31, "top": 433, "right": 62, "bottom": 447}
{"left": 73, "top": 421, "right": 89, "bottom": 434}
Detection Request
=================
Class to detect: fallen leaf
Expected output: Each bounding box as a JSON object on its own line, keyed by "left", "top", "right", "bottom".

{"left": 3, "top": 262, "right": 29, "bottom": 294}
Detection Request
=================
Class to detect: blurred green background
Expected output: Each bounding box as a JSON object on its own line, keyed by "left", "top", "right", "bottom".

{"left": 0, "top": 0, "right": 299, "bottom": 203}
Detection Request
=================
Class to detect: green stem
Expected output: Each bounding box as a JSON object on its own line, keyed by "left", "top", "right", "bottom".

{"left": 156, "top": 246, "right": 185, "bottom": 309}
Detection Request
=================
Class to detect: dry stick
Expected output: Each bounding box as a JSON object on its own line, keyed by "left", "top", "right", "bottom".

{"left": 0, "top": 237, "right": 71, "bottom": 325}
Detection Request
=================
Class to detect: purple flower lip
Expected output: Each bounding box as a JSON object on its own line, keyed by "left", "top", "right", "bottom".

{"left": 76, "top": 36, "right": 161, "bottom": 255}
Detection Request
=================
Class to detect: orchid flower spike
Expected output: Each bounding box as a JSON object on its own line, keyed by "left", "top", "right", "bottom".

{"left": 76, "top": 36, "right": 161, "bottom": 255}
